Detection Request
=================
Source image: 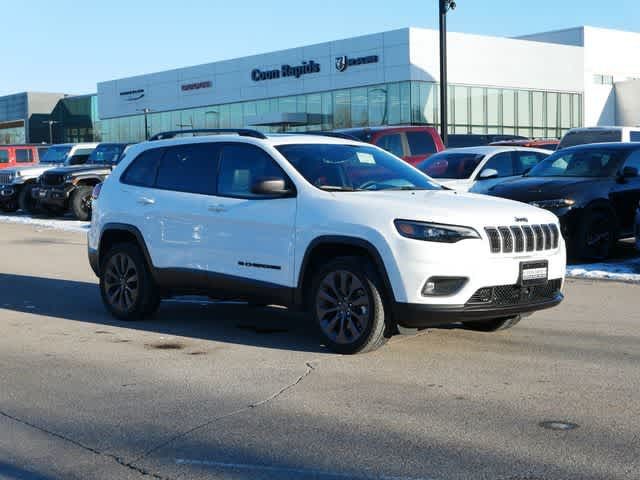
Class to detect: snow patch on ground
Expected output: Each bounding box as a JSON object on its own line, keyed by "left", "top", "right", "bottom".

{"left": 567, "top": 258, "right": 640, "bottom": 283}
{"left": 0, "top": 214, "right": 89, "bottom": 233}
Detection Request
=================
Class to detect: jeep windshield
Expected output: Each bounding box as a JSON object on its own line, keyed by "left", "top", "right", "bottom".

{"left": 40, "top": 146, "right": 72, "bottom": 164}
{"left": 276, "top": 144, "right": 441, "bottom": 192}
{"left": 527, "top": 148, "right": 628, "bottom": 178}
{"left": 88, "top": 144, "right": 126, "bottom": 165}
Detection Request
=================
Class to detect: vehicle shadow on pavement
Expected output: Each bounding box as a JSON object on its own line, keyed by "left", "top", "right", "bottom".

{"left": 0, "top": 273, "right": 329, "bottom": 354}
{"left": 0, "top": 461, "right": 55, "bottom": 480}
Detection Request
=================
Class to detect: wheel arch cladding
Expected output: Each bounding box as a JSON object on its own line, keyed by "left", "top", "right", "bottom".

{"left": 296, "top": 236, "right": 396, "bottom": 308}
{"left": 99, "top": 224, "right": 156, "bottom": 278}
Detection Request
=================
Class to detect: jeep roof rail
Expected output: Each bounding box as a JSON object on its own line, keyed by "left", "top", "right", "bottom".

{"left": 298, "top": 131, "right": 360, "bottom": 141}
{"left": 149, "top": 129, "right": 267, "bottom": 141}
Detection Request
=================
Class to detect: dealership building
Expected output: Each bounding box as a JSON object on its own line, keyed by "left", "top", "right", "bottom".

{"left": 2, "top": 25, "right": 639, "bottom": 145}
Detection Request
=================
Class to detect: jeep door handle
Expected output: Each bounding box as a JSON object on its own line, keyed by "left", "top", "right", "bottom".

{"left": 137, "top": 196, "right": 155, "bottom": 205}
{"left": 208, "top": 204, "right": 226, "bottom": 213}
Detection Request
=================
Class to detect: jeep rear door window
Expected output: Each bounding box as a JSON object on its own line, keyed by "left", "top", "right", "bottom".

{"left": 484, "top": 152, "right": 515, "bottom": 178}
{"left": 89, "top": 144, "right": 126, "bottom": 165}
{"left": 416, "top": 152, "right": 484, "bottom": 179}
{"left": 558, "top": 130, "right": 622, "bottom": 149}
{"left": 514, "top": 151, "right": 548, "bottom": 175}
{"left": 218, "top": 144, "right": 289, "bottom": 198}
{"left": 15, "top": 149, "right": 33, "bottom": 163}
{"left": 155, "top": 143, "right": 220, "bottom": 195}
{"left": 0, "top": 150, "right": 8, "bottom": 164}
{"left": 630, "top": 131, "right": 640, "bottom": 142}
{"left": 277, "top": 144, "right": 441, "bottom": 191}
{"left": 375, "top": 134, "right": 404, "bottom": 158}
{"left": 406, "top": 131, "right": 437, "bottom": 155}
{"left": 121, "top": 148, "right": 165, "bottom": 187}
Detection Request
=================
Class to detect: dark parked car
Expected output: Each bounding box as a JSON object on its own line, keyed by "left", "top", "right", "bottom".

{"left": 488, "top": 142, "right": 640, "bottom": 260}
{"left": 333, "top": 126, "right": 445, "bottom": 165}
{"left": 33, "top": 143, "right": 130, "bottom": 220}
{"left": 490, "top": 138, "right": 560, "bottom": 151}
{"left": 446, "top": 134, "right": 527, "bottom": 148}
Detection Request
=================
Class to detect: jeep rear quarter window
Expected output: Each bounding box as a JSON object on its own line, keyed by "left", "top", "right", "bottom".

{"left": 558, "top": 129, "right": 622, "bottom": 149}
{"left": 15, "top": 149, "right": 33, "bottom": 163}
{"left": 0, "top": 150, "right": 8, "bottom": 164}
{"left": 121, "top": 148, "right": 165, "bottom": 187}
{"left": 406, "top": 131, "right": 437, "bottom": 155}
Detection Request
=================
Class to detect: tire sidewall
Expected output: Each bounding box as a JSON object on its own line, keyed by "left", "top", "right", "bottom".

{"left": 576, "top": 208, "right": 616, "bottom": 260}
{"left": 71, "top": 186, "right": 93, "bottom": 221}
{"left": 18, "top": 184, "right": 38, "bottom": 214}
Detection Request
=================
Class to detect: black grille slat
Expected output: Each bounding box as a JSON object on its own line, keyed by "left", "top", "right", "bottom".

{"left": 41, "top": 174, "right": 64, "bottom": 186}
{"left": 498, "top": 227, "right": 513, "bottom": 253}
{"left": 549, "top": 224, "right": 560, "bottom": 249}
{"left": 541, "top": 224, "right": 552, "bottom": 250}
{"left": 510, "top": 226, "right": 525, "bottom": 252}
{"left": 533, "top": 225, "right": 544, "bottom": 251}
{"left": 0, "top": 173, "right": 12, "bottom": 184}
{"left": 485, "top": 228, "right": 501, "bottom": 253}
{"left": 522, "top": 226, "right": 535, "bottom": 252}
{"left": 466, "top": 279, "right": 562, "bottom": 307}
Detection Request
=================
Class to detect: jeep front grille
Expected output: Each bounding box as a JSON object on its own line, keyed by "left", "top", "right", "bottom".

{"left": 0, "top": 173, "right": 12, "bottom": 184}
{"left": 40, "top": 173, "right": 64, "bottom": 186}
{"left": 484, "top": 224, "right": 559, "bottom": 254}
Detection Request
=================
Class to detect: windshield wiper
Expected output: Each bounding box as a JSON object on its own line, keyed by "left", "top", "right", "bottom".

{"left": 318, "top": 186, "right": 361, "bottom": 192}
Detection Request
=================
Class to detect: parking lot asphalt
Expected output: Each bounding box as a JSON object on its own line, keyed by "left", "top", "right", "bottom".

{"left": 0, "top": 222, "right": 638, "bottom": 480}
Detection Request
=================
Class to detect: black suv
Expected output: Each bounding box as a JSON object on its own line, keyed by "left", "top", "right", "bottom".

{"left": 34, "top": 143, "right": 130, "bottom": 220}
{"left": 488, "top": 142, "right": 640, "bottom": 259}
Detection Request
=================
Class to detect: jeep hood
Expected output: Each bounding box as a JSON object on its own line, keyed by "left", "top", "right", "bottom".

{"left": 332, "top": 189, "right": 557, "bottom": 228}
{"left": 3, "top": 164, "right": 62, "bottom": 176}
{"left": 488, "top": 176, "right": 607, "bottom": 202}
{"left": 44, "top": 164, "right": 111, "bottom": 175}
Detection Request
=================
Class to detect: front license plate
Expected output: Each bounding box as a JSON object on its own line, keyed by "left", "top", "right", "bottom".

{"left": 520, "top": 261, "right": 548, "bottom": 286}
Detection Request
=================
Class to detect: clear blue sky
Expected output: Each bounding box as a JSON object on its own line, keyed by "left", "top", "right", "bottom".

{"left": 2, "top": 0, "right": 638, "bottom": 96}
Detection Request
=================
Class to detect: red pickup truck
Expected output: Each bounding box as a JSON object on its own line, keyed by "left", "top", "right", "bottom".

{"left": 0, "top": 145, "right": 46, "bottom": 169}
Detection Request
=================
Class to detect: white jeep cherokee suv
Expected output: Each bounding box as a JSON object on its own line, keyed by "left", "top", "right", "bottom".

{"left": 88, "top": 129, "right": 566, "bottom": 354}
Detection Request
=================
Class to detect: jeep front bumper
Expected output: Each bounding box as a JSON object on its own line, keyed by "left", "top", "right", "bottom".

{"left": 32, "top": 185, "right": 73, "bottom": 208}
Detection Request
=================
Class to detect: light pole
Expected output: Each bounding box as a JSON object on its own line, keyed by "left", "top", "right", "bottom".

{"left": 137, "top": 108, "right": 152, "bottom": 140}
{"left": 439, "top": 0, "right": 456, "bottom": 147}
{"left": 42, "top": 120, "right": 60, "bottom": 144}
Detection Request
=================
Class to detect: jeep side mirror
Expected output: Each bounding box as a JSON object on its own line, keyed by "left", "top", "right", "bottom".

{"left": 251, "top": 177, "right": 293, "bottom": 196}
{"left": 622, "top": 166, "right": 639, "bottom": 178}
{"left": 478, "top": 168, "right": 499, "bottom": 180}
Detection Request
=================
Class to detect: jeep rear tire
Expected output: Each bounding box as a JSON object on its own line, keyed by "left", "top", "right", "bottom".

{"left": 71, "top": 186, "right": 94, "bottom": 221}
{"left": 311, "top": 256, "right": 388, "bottom": 354}
{"left": 18, "top": 184, "right": 39, "bottom": 215}
{"left": 100, "top": 242, "right": 161, "bottom": 321}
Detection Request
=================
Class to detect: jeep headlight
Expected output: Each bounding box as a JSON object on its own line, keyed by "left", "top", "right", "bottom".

{"left": 394, "top": 220, "right": 480, "bottom": 243}
{"left": 11, "top": 172, "right": 23, "bottom": 184}
{"left": 529, "top": 199, "right": 575, "bottom": 209}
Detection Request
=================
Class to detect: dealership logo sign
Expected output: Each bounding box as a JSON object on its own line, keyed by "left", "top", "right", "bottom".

{"left": 251, "top": 60, "right": 320, "bottom": 82}
{"left": 119, "top": 88, "right": 145, "bottom": 101}
{"left": 335, "top": 55, "right": 379, "bottom": 72}
{"left": 181, "top": 80, "right": 212, "bottom": 92}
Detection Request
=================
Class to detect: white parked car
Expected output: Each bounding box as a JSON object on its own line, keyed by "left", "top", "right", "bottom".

{"left": 88, "top": 129, "right": 566, "bottom": 354}
{"left": 416, "top": 146, "right": 550, "bottom": 194}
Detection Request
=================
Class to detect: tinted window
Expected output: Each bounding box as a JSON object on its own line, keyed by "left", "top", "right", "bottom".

{"left": 447, "top": 135, "right": 488, "bottom": 148}
{"left": 528, "top": 148, "right": 627, "bottom": 178}
{"left": 630, "top": 131, "right": 640, "bottom": 142}
{"left": 218, "top": 144, "right": 288, "bottom": 198}
{"left": 41, "top": 146, "right": 71, "bottom": 164}
{"left": 375, "top": 134, "right": 404, "bottom": 158}
{"left": 15, "top": 149, "right": 33, "bottom": 163}
{"left": 156, "top": 144, "right": 219, "bottom": 195}
{"left": 484, "top": 152, "right": 514, "bottom": 178}
{"left": 514, "top": 151, "right": 548, "bottom": 175}
{"left": 89, "top": 144, "right": 126, "bottom": 165}
{"left": 623, "top": 149, "right": 640, "bottom": 173}
{"left": 0, "top": 150, "right": 8, "bottom": 163}
{"left": 276, "top": 144, "right": 441, "bottom": 192}
{"left": 406, "top": 131, "right": 437, "bottom": 155}
{"left": 417, "top": 152, "right": 484, "bottom": 179}
{"left": 37, "top": 147, "right": 49, "bottom": 160}
{"left": 558, "top": 129, "right": 622, "bottom": 149}
{"left": 121, "top": 148, "right": 165, "bottom": 187}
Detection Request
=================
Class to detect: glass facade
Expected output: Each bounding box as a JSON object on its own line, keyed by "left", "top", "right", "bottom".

{"left": 50, "top": 94, "right": 101, "bottom": 143}
{"left": 0, "top": 121, "right": 26, "bottom": 144}
{"left": 99, "top": 81, "right": 583, "bottom": 143}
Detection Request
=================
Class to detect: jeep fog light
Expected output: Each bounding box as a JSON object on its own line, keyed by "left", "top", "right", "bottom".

{"left": 422, "top": 277, "right": 468, "bottom": 296}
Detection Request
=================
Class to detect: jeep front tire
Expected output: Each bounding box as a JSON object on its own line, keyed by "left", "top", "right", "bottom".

{"left": 18, "top": 184, "right": 39, "bottom": 214}
{"left": 311, "top": 256, "right": 388, "bottom": 354}
{"left": 71, "top": 185, "right": 94, "bottom": 221}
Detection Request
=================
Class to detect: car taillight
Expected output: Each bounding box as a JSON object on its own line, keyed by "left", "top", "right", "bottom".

{"left": 92, "top": 183, "right": 103, "bottom": 200}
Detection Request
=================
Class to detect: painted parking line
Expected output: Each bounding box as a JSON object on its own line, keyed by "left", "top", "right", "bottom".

{"left": 175, "top": 459, "right": 438, "bottom": 480}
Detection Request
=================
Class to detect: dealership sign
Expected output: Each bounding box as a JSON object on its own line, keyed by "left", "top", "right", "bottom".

{"left": 251, "top": 60, "right": 320, "bottom": 82}
{"left": 335, "top": 55, "right": 379, "bottom": 72}
{"left": 119, "top": 88, "right": 145, "bottom": 101}
{"left": 181, "top": 80, "right": 212, "bottom": 92}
